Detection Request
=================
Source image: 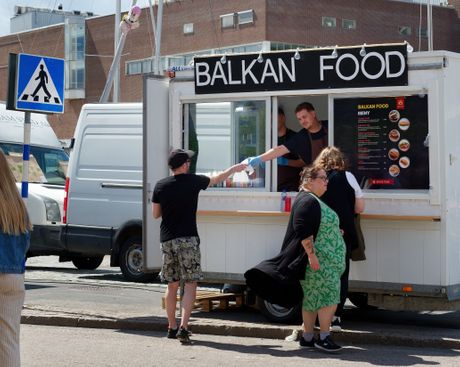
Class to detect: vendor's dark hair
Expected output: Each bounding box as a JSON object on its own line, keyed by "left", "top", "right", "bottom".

{"left": 295, "top": 102, "right": 315, "bottom": 114}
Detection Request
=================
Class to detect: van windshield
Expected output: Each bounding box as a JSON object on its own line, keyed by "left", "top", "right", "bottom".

{"left": 0, "top": 143, "right": 69, "bottom": 185}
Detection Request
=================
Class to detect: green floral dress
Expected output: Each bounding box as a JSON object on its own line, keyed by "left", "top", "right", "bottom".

{"left": 301, "top": 193, "right": 346, "bottom": 311}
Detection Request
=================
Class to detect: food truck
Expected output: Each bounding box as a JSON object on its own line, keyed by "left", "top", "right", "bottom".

{"left": 143, "top": 43, "right": 460, "bottom": 322}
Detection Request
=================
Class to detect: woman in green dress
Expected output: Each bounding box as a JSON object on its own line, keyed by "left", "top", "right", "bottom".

{"left": 296, "top": 165, "right": 346, "bottom": 352}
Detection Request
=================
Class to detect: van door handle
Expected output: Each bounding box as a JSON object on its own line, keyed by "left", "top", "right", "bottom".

{"left": 146, "top": 183, "right": 152, "bottom": 204}
{"left": 100, "top": 183, "right": 142, "bottom": 189}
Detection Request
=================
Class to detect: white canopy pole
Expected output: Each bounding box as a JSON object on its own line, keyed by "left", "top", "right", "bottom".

{"left": 148, "top": 0, "right": 157, "bottom": 62}
{"left": 113, "top": 0, "right": 121, "bottom": 102}
{"left": 427, "top": 0, "right": 433, "bottom": 51}
{"left": 154, "top": 0, "right": 163, "bottom": 75}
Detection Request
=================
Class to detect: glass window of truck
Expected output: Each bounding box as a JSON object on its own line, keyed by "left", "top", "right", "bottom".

{"left": 0, "top": 143, "right": 68, "bottom": 185}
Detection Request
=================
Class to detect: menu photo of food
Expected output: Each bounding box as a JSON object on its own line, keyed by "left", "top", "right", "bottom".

{"left": 398, "top": 118, "right": 410, "bottom": 131}
{"left": 398, "top": 139, "right": 410, "bottom": 152}
{"left": 399, "top": 156, "right": 410, "bottom": 169}
{"left": 389, "top": 109, "right": 400, "bottom": 123}
{"left": 388, "top": 148, "right": 399, "bottom": 161}
{"left": 389, "top": 164, "right": 400, "bottom": 177}
{"left": 389, "top": 129, "right": 400, "bottom": 142}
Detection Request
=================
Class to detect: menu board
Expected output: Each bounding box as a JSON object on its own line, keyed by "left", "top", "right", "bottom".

{"left": 334, "top": 95, "right": 429, "bottom": 190}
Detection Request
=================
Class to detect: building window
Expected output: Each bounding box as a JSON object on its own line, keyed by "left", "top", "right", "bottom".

{"left": 67, "top": 60, "right": 84, "bottom": 89}
{"left": 168, "top": 56, "right": 187, "bottom": 68}
{"left": 322, "top": 16, "right": 336, "bottom": 28}
{"left": 418, "top": 27, "right": 428, "bottom": 38}
{"left": 126, "top": 44, "right": 266, "bottom": 74}
{"left": 64, "top": 18, "right": 85, "bottom": 92}
{"left": 238, "top": 10, "right": 254, "bottom": 25}
{"left": 185, "top": 100, "right": 267, "bottom": 189}
{"left": 342, "top": 19, "right": 356, "bottom": 30}
{"left": 143, "top": 59, "right": 152, "bottom": 73}
{"left": 127, "top": 61, "right": 142, "bottom": 75}
{"left": 220, "top": 13, "right": 236, "bottom": 29}
{"left": 183, "top": 23, "right": 194, "bottom": 35}
{"left": 270, "top": 42, "right": 311, "bottom": 51}
{"left": 399, "top": 26, "right": 412, "bottom": 36}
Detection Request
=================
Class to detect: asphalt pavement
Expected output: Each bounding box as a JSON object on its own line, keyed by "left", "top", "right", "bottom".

{"left": 22, "top": 257, "right": 460, "bottom": 349}
{"left": 22, "top": 325, "right": 460, "bottom": 367}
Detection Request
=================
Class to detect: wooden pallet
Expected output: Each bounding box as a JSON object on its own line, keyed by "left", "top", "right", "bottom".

{"left": 161, "top": 291, "right": 243, "bottom": 312}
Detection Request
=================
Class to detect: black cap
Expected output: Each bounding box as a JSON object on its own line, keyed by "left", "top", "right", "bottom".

{"left": 168, "top": 149, "right": 195, "bottom": 169}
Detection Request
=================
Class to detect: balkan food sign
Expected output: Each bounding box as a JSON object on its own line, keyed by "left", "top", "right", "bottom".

{"left": 334, "top": 95, "right": 429, "bottom": 190}
{"left": 194, "top": 44, "right": 407, "bottom": 94}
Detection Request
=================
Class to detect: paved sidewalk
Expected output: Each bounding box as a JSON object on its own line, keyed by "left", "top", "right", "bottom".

{"left": 22, "top": 258, "right": 460, "bottom": 349}
{"left": 22, "top": 291, "right": 460, "bottom": 349}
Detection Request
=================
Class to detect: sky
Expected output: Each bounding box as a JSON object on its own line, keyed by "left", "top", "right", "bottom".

{"left": 0, "top": 0, "right": 141, "bottom": 37}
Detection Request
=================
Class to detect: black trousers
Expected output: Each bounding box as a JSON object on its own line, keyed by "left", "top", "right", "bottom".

{"left": 335, "top": 251, "right": 350, "bottom": 318}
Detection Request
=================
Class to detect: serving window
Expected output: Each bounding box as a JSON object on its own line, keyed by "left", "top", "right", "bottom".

{"left": 334, "top": 95, "right": 429, "bottom": 190}
{"left": 184, "top": 100, "right": 267, "bottom": 189}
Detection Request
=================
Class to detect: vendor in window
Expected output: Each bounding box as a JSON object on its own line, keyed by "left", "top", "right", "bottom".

{"left": 248, "top": 102, "right": 328, "bottom": 190}
{"left": 277, "top": 107, "right": 303, "bottom": 192}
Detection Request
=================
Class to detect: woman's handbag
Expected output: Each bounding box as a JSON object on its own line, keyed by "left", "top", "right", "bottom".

{"left": 351, "top": 214, "right": 366, "bottom": 261}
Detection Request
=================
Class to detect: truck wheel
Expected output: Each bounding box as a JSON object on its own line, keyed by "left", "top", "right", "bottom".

{"left": 221, "top": 283, "right": 245, "bottom": 294}
{"left": 71, "top": 256, "right": 104, "bottom": 270}
{"left": 119, "top": 236, "right": 157, "bottom": 282}
{"left": 258, "top": 298, "right": 302, "bottom": 324}
{"left": 348, "top": 292, "right": 377, "bottom": 309}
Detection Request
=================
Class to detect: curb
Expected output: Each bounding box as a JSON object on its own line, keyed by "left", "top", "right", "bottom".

{"left": 21, "top": 313, "right": 460, "bottom": 349}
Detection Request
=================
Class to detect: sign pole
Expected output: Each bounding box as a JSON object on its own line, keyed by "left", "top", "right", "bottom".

{"left": 21, "top": 111, "right": 31, "bottom": 200}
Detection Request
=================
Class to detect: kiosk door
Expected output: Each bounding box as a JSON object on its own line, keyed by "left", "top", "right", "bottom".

{"left": 143, "top": 76, "right": 169, "bottom": 271}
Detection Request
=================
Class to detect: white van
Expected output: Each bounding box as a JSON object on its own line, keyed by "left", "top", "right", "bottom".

{"left": 61, "top": 103, "right": 153, "bottom": 281}
{"left": 0, "top": 103, "right": 73, "bottom": 263}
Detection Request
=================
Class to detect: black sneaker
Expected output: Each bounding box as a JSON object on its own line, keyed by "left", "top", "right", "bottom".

{"left": 299, "top": 336, "right": 316, "bottom": 348}
{"left": 176, "top": 327, "right": 192, "bottom": 344}
{"left": 314, "top": 335, "right": 342, "bottom": 352}
{"left": 331, "top": 316, "right": 342, "bottom": 332}
{"left": 166, "top": 327, "right": 178, "bottom": 339}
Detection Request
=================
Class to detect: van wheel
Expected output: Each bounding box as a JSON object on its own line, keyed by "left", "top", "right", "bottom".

{"left": 119, "top": 236, "right": 157, "bottom": 282}
{"left": 258, "top": 298, "right": 302, "bottom": 324}
{"left": 71, "top": 256, "right": 104, "bottom": 270}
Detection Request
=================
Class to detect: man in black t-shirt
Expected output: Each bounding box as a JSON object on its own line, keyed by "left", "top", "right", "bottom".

{"left": 152, "top": 149, "right": 246, "bottom": 344}
{"left": 248, "top": 102, "right": 328, "bottom": 184}
{"left": 277, "top": 107, "right": 303, "bottom": 191}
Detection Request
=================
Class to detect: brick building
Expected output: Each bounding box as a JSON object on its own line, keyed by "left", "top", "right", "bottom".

{"left": 1, "top": 0, "right": 459, "bottom": 139}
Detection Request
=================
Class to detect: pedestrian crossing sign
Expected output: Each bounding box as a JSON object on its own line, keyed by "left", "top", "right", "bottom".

{"left": 15, "top": 53, "right": 65, "bottom": 114}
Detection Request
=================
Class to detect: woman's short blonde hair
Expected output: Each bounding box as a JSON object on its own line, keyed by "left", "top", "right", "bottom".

{"left": 314, "top": 146, "right": 346, "bottom": 171}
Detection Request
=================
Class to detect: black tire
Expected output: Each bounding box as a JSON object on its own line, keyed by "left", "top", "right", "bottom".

{"left": 348, "top": 292, "right": 377, "bottom": 309}
{"left": 119, "top": 236, "right": 157, "bottom": 282}
{"left": 221, "top": 283, "right": 245, "bottom": 294}
{"left": 258, "top": 298, "right": 302, "bottom": 324}
{"left": 71, "top": 255, "right": 104, "bottom": 270}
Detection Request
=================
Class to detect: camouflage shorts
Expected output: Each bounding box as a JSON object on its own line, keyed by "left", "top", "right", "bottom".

{"left": 160, "top": 236, "right": 203, "bottom": 283}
